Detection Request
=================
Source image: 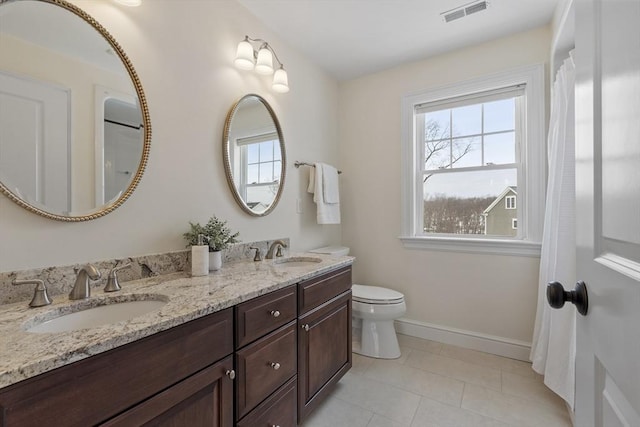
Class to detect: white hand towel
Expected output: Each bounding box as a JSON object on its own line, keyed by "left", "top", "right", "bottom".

{"left": 313, "top": 163, "right": 341, "bottom": 224}
{"left": 322, "top": 164, "right": 340, "bottom": 204}
{"left": 307, "top": 166, "right": 315, "bottom": 194}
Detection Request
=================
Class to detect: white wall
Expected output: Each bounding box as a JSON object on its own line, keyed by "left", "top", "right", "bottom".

{"left": 0, "top": 0, "right": 341, "bottom": 272}
{"left": 339, "top": 26, "right": 551, "bottom": 347}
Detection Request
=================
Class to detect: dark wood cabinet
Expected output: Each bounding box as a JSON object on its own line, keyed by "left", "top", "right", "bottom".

{"left": 0, "top": 308, "right": 234, "bottom": 427}
{"left": 101, "top": 356, "right": 234, "bottom": 427}
{"left": 297, "top": 267, "right": 352, "bottom": 423}
{"left": 0, "top": 266, "right": 353, "bottom": 427}
{"left": 234, "top": 285, "right": 298, "bottom": 425}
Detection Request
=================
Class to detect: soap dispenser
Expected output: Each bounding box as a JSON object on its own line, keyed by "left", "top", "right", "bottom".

{"left": 191, "top": 234, "right": 209, "bottom": 277}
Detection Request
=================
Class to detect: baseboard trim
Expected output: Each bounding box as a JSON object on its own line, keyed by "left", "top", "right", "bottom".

{"left": 394, "top": 318, "right": 532, "bottom": 361}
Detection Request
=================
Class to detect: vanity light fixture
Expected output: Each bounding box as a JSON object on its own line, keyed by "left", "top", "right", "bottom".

{"left": 234, "top": 35, "right": 290, "bottom": 93}
{"left": 113, "top": 0, "right": 142, "bottom": 7}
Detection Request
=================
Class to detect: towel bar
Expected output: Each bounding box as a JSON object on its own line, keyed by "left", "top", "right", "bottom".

{"left": 294, "top": 161, "right": 342, "bottom": 174}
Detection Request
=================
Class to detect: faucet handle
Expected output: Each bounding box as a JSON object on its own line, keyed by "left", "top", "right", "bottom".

{"left": 250, "top": 247, "right": 263, "bottom": 262}
{"left": 275, "top": 245, "right": 285, "bottom": 258}
{"left": 104, "top": 263, "right": 131, "bottom": 293}
{"left": 13, "top": 279, "right": 52, "bottom": 308}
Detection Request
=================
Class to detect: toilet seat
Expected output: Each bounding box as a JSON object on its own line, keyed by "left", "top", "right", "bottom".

{"left": 352, "top": 284, "right": 404, "bottom": 305}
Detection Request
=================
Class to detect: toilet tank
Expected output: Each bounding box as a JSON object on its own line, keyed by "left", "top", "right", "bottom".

{"left": 308, "top": 246, "right": 350, "bottom": 256}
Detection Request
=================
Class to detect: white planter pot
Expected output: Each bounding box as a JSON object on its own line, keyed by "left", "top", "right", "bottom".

{"left": 209, "top": 251, "right": 222, "bottom": 271}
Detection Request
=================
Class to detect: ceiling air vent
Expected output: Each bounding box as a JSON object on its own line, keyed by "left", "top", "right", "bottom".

{"left": 442, "top": 1, "right": 489, "bottom": 23}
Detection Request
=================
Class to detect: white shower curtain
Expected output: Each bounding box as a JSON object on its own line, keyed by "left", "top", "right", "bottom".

{"left": 529, "top": 52, "right": 576, "bottom": 409}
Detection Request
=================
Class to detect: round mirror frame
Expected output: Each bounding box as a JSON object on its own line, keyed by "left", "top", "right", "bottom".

{"left": 0, "top": 0, "right": 151, "bottom": 222}
{"left": 222, "top": 94, "right": 286, "bottom": 217}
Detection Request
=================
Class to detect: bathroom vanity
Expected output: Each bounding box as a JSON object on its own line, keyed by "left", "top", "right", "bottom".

{"left": 0, "top": 256, "right": 352, "bottom": 427}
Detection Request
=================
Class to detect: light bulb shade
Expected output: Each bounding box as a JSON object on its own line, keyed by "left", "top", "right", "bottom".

{"left": 255, "top": 47, "right": 274, "bottom": 75}
{"left": 234, "top": 40, "right": 255, "bottom": 70}
{"left": 272, "top": 68, "right": 289, "bottom": 93}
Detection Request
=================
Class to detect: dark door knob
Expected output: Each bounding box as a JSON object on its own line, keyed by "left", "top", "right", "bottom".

{"left": 547, "top": 281, "right": 588, "bottom": 316}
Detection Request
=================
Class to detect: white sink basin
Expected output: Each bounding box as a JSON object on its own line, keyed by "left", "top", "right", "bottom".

{"left": 274, "top": 257, "right": 323, "bottom": 267}
{"left": 26, "top": 297, "right": 168, "bottom": 334}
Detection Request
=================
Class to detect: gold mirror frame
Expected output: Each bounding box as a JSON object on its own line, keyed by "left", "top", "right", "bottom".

{"left": 0, "top": 0, "right": 151, "bottom": 222}
{"left": 222, "top": 94, "right": 286, "bottom": 217}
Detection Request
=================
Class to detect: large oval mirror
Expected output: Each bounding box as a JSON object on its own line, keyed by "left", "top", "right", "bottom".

{"left": 0, "top": 0, "right": 151, "bottom": 221}
{"left": 223, "top": 94, "right": 285, "bottom": 216}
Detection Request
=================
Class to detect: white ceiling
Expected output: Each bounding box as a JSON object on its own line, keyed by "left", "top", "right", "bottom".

{"left": 237, "top": 0, "right": 560, "bottom": 81}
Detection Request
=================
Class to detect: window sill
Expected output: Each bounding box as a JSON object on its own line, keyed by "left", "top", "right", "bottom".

{"left": 399, "top": 236, "right": 541, "bottom": 257}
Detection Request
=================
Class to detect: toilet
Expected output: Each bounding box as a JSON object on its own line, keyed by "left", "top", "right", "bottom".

{"left": 309, "top": 246, "right": 406, "bottom": 359}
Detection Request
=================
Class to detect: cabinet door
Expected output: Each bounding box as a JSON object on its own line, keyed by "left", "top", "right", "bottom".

{"left": 298, "top": 290, "right": 352, "bottom": 422}
{"left": 101, "top": 356, "right": 234, "bottom": 427}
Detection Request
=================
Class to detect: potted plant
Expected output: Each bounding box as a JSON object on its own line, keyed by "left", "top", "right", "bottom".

{"left": 184, "top": 216, "right": 240, "bottom": 271}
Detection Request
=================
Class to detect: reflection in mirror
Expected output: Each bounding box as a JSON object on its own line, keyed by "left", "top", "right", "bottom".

{"left": 223, "top": 95, "right": 285, "bottom": 216}
{"left": 0, "top": 0, "right": 150, "bottom": 221}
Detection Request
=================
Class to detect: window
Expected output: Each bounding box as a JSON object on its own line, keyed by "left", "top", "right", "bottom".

{"left": 400, "top": 65, "right": 545, "bottom": 256}
{"left": 236, "top": 133, "right": 281, "bottom": 210}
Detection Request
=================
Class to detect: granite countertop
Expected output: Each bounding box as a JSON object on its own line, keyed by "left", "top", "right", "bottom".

{"left": 0, "top": 253, "right": 354, "bottom": 389}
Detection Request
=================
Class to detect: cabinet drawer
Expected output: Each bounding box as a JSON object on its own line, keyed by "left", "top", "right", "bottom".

{"left": 235, "top": 285, "right": 296, "bottom": 348}
{"left": 236, "top": 377, "right": 297, "bottom": 427}
{"left": 298, "top": 266, "right": 352, "bottom": 315}
{"left": 235, "top": 321, "right": 297, "bottom": 419}
{"left": 0, "top": 308, "right": 233, "bottom": 427}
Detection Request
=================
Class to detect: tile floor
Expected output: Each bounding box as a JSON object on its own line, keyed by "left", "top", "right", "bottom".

{"left": 301, "top": 334, "right": 573, "bottom": 427}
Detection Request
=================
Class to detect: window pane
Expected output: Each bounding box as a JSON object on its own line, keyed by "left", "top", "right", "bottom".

{"left": 247, "top": 164, "right": 259, "bottom": 184}
{"left": 452, "top": 104, "right": 481, "bottom": 137}
{"left": 260, "top": 140, "right": 274, "bottom": 162}
{"left": 424, "top": 111, "right": 450, "bottom": 141}
{"left": 450, "top": 137, "right": 481, "bottom": 168}
{"left": 484, "top": 98, "right": 515, "bottom": 133}
{"left": 247, "top": 144, "right": 259, "bottom": 163}
{"left": 484, "top": 132, "right": 515, "bottom": 165}
{"left": 273, "top": 160, "right": 281, "bottom": 180}
{"left": 422, "top": 168, "right": 517, "bottom": 236}
{"left": 259, "top": 162, "right": 273, "bottom": 183}
{"left": 425, "top": 138, "right": 450, "bottom": 171}
{"left": 273, "top": 142, "right": 281, "bottom": 161}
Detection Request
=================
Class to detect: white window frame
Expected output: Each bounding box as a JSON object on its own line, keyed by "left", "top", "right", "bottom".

{"left": 512, "top": 218, "right": 518, "bottom": 229}
{"left": 505, "top": 195, "right": 517, "bottom": 209}
{"left": 400, "top": 64, "right": 545, "bottom": 257}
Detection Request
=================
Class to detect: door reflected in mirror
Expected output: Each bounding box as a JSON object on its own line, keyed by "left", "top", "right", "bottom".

{"left": 223, "top": 95, "right": 286, "bottom": 216}
{"left": 0, "top": 0, "right": 150, "bottom": 221}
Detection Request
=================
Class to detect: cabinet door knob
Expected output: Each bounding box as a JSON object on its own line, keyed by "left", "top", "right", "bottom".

{"left": 270, "top": 362, "right": 281, "bottom": 370}
{"left": 225, "top": 369, "right": 236, "bottom": 380}
{"left": 270, "top": 310, "right": 280, "bottom": 318}
{"left": 301, "top": 324, "right": 310, "bottom": 331}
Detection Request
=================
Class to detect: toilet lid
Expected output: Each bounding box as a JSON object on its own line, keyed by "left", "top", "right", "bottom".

{"left": 352, "top": 284, "right": 404, "bottom": 304}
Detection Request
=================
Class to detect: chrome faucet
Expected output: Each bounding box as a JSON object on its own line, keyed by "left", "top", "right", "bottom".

{"left": 265, "top": 240, "right": 288, "bottom": 259}
{"left": 69, "top": 264, "right": 101, "bottom": 300}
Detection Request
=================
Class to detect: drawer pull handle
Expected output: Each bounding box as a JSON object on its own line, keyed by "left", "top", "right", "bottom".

{"left": 270, "top": 310, "right": 281, "bottom": 318}
{"left": 271, "top": 425, "right": 281, "bottom": 427}
{"left": 225, "top": 369, "right": 236, "bottom": 380}
{"left": 301, "top": 324, "right": 310, "bottom": 332}
{"left": 270, "top": 362, "right": 281, "bottom": 370}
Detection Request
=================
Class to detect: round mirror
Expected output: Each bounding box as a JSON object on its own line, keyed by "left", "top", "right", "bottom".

{"left": 0, "top": 0, "right": 151, "bottom": 221}
{"left": 223, "top": 94, "right": 285, "bottom": 216}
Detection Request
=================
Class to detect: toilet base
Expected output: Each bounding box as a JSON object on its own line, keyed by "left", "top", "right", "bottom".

{"left": 353, "top": 319, "right": 401, "bottom": 359}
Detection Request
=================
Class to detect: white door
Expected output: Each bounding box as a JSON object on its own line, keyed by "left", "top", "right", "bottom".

{"left": 0, "top": 72, "right": 70, "bottom": 213}
{"left": 573, "top": 0, "right": 640, "bottom": 425}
